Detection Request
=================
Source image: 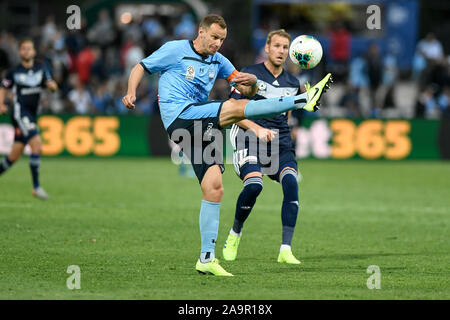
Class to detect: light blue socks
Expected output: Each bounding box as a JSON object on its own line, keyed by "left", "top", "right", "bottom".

{"left": 199, "top": 200, "right": 221, "bottom": 263}
{"left": 243, "top": 93, "right": 308, "bottom": 119}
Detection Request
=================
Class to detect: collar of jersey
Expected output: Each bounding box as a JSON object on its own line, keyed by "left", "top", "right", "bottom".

{"left": 261, "top": 62, "right": 285, "bottom": 80}
{"left": 189, "top": 40, "right": 210, "bottom": 60}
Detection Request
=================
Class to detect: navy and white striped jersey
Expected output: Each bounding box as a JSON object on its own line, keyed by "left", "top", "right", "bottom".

{"left": 230, "top": 62, "right": 301, "bottom": 150}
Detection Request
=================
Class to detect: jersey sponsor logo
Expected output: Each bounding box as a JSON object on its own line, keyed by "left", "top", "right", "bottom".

{"left": 272, "top": 80, "right": 279, "bottom": 86}
{"left": 256, "top": 80, "right": 298, "bottom": 99}
{"left": 186, "top": 65, "right": 195, "bottom": 81}
{"left": 14, "top": 70, "right": 43, "bottom": 87}
{"left": 21, "top": 87, "right": 42, "bottom": 95}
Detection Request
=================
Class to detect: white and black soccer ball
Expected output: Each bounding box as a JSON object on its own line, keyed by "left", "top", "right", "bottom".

{"left": 289, "top": 35, "right": 323, "bottom": 69}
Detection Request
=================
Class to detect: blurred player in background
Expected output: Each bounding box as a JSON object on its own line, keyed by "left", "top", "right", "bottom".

{"left": 223, "top": 30, "right": 304, "bottom": 264}
{"left": 0, "top": 38, "right": 58, "bottom": 199}
{"left": 123, "top": 15, "right": 332, "bottom": 276}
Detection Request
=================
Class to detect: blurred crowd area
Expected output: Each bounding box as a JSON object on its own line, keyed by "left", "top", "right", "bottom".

{"left": 0, "top": 8, "right": 449, "bottom": 119}
{"left": 0, "top": 9, "right": 204, "bottom": 116}
{"left": 267, "top": 24, "right": 450, "bottom": 120}
{"left": 316, "top": 26, "right": 450, "bottom": 119}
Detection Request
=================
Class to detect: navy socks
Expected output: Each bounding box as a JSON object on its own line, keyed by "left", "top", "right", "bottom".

{"left": 0, "top": 157, "right": 13, "bottom": 175}
{"left": 280, "top": 169, "right": 299, "bottom": 246}
{"left": 232, "top": 176, "right": 263, "bottom": 234}
{"left": 29, "top": 154, "right": 41, "bottom": 189}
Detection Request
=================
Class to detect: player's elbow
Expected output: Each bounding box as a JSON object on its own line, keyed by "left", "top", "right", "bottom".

{"left": 134, "top": 63, "right": 146, "bottom": 75}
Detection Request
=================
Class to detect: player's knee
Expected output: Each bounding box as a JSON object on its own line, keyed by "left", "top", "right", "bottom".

{"left": 210, "top": 186, "right": 224, "bottom": 202}
{"left": 29, "top": 140, "right": 42, "bottom": 154}
{"left": 220, "top": 99, "right": 247, "bottom": 127}
{"left": 202, "top": 182, "right": 224, "bottom": 202}
{"left": 32, "top": 145, "right": 42, "bottom": 155}
{"left": 280, "top": 169, "right": 298, "bottom": 200}
{"left": 8, "top": 153, "right": 21, "bottom": 163}
{"left": 243, "top": 176, "right": 263, "bottom": 197}
{"left": 282, "top": 172, "right": 297, "bottom": 187}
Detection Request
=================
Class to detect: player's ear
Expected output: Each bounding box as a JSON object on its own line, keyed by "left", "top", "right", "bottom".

{"left": 264, "top": 42, "right": 269, "bottom": 54}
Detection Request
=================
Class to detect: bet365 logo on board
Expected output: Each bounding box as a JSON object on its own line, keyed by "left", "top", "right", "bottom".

{"left": 295, "top": 119, "right": 412, "bottom": 160}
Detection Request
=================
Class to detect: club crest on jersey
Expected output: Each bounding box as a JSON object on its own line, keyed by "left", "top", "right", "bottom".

{"left": 208, "top": 68, "right": 215, "bottom": 79}
{"left": 257, "top": 81, "right": 267, "bottom": 93}
{"left": 186, "top": 65, "right": 195, "bottom": 81}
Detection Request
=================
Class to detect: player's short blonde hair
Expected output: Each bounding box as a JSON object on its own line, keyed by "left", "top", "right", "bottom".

{"left": 199, "top": 14, "right": 227, "bottom": 30}
{"left": 18, "top": 38, "right": 34, "bottom": 49}
{"left": 266, "top": 29, "right": 291, "bottom": 45}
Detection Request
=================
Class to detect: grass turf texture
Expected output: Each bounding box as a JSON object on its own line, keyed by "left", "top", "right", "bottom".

{"left": 0, "top": 157, "right": 449, "bottom": 299}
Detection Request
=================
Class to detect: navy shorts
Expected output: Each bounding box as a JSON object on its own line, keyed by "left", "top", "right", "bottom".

{"left": 230, "top": 124, "right": 298, "bottom": 182}
{"left": 167, "top": 100, "right": 226, "bottom": 184}
{"left": 10, "top": 110, "right": 39, "bottom": 145}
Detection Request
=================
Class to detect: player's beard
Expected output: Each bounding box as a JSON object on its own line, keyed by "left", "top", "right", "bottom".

{"left": 270, "top": 56, "right": 285, "bottom": 68}
{"left": 21, "top": 56, "right": 34, "bottom": 64}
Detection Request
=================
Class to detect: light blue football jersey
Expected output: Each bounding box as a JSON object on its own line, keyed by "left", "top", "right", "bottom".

{"left": 140, "top": 40, "right": 236, "bottom": 129}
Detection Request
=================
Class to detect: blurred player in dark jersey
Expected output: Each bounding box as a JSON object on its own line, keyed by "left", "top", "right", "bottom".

{"left": 0, "top": 38, "right": 58, "bottom": 199}
{"left": 223, "top": 30, "right": 304, "bottom": 264}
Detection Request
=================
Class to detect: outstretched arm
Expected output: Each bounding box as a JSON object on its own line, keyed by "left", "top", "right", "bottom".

{"left": 122, "top": 63, "right": 145, "bottom": 109}
{"left": 236, "top": 119, "right": 278, "bottom": 142}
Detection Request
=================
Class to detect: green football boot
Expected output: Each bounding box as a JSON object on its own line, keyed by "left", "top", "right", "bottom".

{"left": 302, "top": 73, "right": 333, "bottom": 112}
{"left": 195, "top": 258, "right": 233, "bottom": 276}
{"left": 277, "top": 249, "right": 301, "bottom": 265}
{"left": 222, "top": 233, "right": 241, "bottom": 261}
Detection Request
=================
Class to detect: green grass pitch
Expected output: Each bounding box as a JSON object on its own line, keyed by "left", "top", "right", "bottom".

{"left": 0, "top": 157, "right": 449, "bottom": 299}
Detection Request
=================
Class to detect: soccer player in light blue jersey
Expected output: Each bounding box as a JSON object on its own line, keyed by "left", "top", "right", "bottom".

{"left": 123, "top": 14, "right": 332, "bottom": 276}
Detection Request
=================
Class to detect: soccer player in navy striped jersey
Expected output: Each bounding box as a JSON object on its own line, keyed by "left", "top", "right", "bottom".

{"left": 0, "top": 39, "right": 58, "bottom": 199}
{"left": 223, "top": 29, "right": 306, "bottom": 264}
{"left": 123, "top": 15, "right": 332, "bottom": 276}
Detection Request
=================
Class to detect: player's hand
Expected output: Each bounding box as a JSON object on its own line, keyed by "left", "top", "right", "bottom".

{"left": 254, "top": 127, "right": 278, "bottom": 142}
{"left": 122, "top": 94, "right": 136, "bottom": 109}
{"left": 46, "top": 80, "right": 58, "bottom": 92}
{"left": 232, "top": 72, "right": 257, "bottom": 87}
{"left": 0, "top": 103, "right": 7, "bottom": 115}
